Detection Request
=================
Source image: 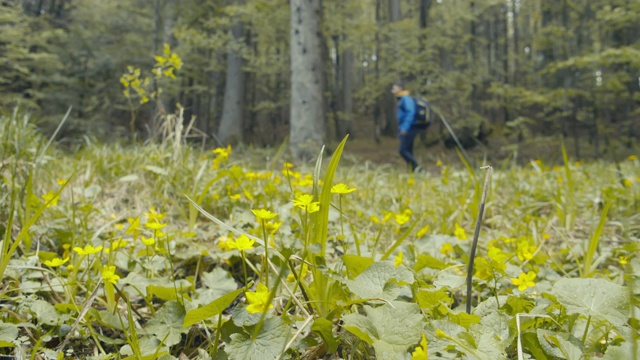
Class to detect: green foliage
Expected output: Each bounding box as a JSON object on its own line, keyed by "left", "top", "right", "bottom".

{"left": 0, "top": 110, "right": 639, "bottom": 358}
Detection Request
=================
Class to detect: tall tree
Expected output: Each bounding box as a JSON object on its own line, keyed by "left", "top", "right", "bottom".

{"left": 218, "top": 1, "right": 246, "bottom": 145}
{"left": 289, "top": 0, "right": 326, "bottom": 160}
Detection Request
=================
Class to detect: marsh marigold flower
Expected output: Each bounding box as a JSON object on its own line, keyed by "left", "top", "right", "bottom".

{"left": 227, "top": 234, "right": 255, "bottom": 251}
{"left": 293, "top": 194, "right": 320, "bottom": 213}
{"left": 454, "top": 223, "right": 467, "bottom": 240}
{"left": 251, "top": 209, "right": 278, "bottom": 221}
{"left": 73, "top": 244, "right": 103, "bottom": 256}
{"left": 44, "top": 257, "right": 69, "bottom": 267}
{"left": 512, "top": 271, "right": 536, "bottom": 291}
{"left": 140, "top": 236, "right": 156, "bottom": 246}
{"left": 101, "top": 265, "right": 120, "bottom": 285}
{"left": 331, "top": 183, "right": 357, "bottom": 194}
{"left": 440, "top": 242, "right": 454, "bottom": 256}
{"left": 41, "top": 191, "right": 60, "bottom": 207}
{"left": 246, "top": 283, "right": 273, "bottom": 314}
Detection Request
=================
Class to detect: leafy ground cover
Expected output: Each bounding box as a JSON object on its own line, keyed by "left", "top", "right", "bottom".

{"left": 0, "top": 110, "right": 639, "bottom": 359}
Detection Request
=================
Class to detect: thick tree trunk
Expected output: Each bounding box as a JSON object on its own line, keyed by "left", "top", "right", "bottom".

{"left": 218, "top": 20, "right": 245, "bottom": 145}
{"left": 289, "top": 0, "right": 326, "bottom": 161}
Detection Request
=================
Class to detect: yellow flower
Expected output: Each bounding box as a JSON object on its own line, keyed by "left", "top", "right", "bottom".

{"left": 411, "top": 334, "right": 428, "bottom": 360}
{"left": 126, "top": 217, "right": 141, "bottom": 235}
{"left": 618, "top": 256, "right": 628, "bottom": 265}
{"left": 331, "top": 183, "right": 357, "bottom": 194}
{"left": 487, "top": 246, "right": 507, "bottom": 263}
{"left": 628, "top": 155, "right": 637, "bottom": 161}
{"left": 512, "top": 271, "right": 536, "bottom": 291}
{"left": 140, "top": 236, "right": 156, "bottom": 246}
{"left": 229, "top": 193, "right": 241, "bottom": 201}
{"left": 436, "top": 159, "right": 442, "bottom": 167}
{"left": 287, "top": 264, "right": 309, "bottom": 282}
{"left": 44, "top": 257, "right": 69, "bottom": 267}
{"left": 246, "top": 283, "right": 273, "bottom": 314}
{"left": 394, "top": 251, "right": 403, "bottom": 268}
{"left": 395, "top": 213, "right": 411, "bottom": 226}
{"left": 293, "top": 194, "right": 320, "bottom": 213}
{"left": 145, "top": 220, "right": 167, "bottom": 230}
{"left": 416, "top": 224, "right": 430, "bottom": 238}
{"left": 101, "top": 265, "right": 120, "bottom": 285}
{"left": 41, "top": 191, "right": 60, "bottom": 207}
{"left": 251, "top": 209, "right": 278, "bottom": 221}
{"left": 516, "top": 240, "right": 536, "bottom": 261}
{"left": 227, "top": 234, "right": 255, "bottom": 251}
{"left": 370, "top": 215, "right": 380, "bottom": 224}
{"left": 623, "top": 179, "right": 633, "bottom": 187}
{"left": 382, "top": 212, "right": 393, "bottom": 224}
{"left": 56, "top": 178, "right": 68, "bottom": 186}
{"left": 454, "top": 223, "right": 467, "bottom": 240}
{"left": 265, "top": 221, "right": 282, "bottom": 235}
{"left": 111, "top": 238, "right": 128, "bottom": 251}
{"left": 212, "top": 145, "right": 231, "bottom": 159}
{"left": 73, "top": 244, "right": 103, "bottom": 256}
{"left": 440, "top": 242, "right": 454, "bottom": 256}
{"left": 218, "top": 236, "right": 232, "bottom": 251}
{"left": 145, "top": 206, "right": 165, "bottom": 223}
{"left": 283, "top": 162, "right": 295, "bottom": 169}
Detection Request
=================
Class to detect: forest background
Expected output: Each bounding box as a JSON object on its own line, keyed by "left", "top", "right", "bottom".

{"left": 1, "top": 0, "right": 639, "bottom": 163}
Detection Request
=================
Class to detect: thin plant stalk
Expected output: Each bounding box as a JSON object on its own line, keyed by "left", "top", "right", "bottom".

{"left": 466, "top": 165, "right": 493, "bottom": 314}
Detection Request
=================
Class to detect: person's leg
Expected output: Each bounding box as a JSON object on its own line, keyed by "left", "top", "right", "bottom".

{"left": 399, "top": 128, "right": 419, "bottom": 171}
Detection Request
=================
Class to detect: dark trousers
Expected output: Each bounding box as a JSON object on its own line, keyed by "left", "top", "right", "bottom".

{"left": 399, "top": 126, "right": 419, "bottom": 171}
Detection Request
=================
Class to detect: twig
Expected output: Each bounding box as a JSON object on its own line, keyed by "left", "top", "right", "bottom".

{"left": 466, "top": 165, "right": 493, "bottom": 314}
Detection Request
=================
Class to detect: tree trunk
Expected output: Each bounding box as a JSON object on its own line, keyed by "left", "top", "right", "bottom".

{"left": 338, "top": 40, "right": 354, "bottom": 139}
{"left": 289, "top": 0, "right": 326, "bottom": 161}
{"left": 383, "top": 0, "right": 402, "bottom": 137}
{"left": 218, "top": 19, "right": 245, "bottom": 145}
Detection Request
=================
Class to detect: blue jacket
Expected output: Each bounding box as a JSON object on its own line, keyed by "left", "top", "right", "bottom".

{"left": 396, "top": 91, "right": 415, "bottom": 133}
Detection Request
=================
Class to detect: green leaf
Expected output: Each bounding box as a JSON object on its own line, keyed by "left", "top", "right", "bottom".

{"left": 341, "top": 254, "right": 374, "bottom": 278}
{"left": 196, "top": 267, "right": 238, "bottom": 305}
{"left": 311, "top": 318, "right": 339, "bottom": 353}
{"left": 0, "top": 323, "right": 18, "bottom": 346}
{"left": 183, "top": 287, "right": 244, "bottom": 328}
{"left": 225, "top": 317, "right": 290, "bottom": 360}
{"left": 345, "top": 261, "right": 414, "bottom": 301}
{"left": 536, "top": 329, "right": 583, "bottom": 360}
{"left": 603, "top": 339, "right": 640, "bottom": 360}
{"left": 29, "top": 299, "right": 70, "bottom": 326}
{"left": 416, "top": 289, "right": 452, "bottom": 314}
{"left": 342, "top": 301, "right": 424, "bottom": 359}
{"left": 414, "top": 254, "right": 449, "bottom": 271}
{"left": 503, "top": 295, "right": 535, "bottom": 316}
{"left": 550, "top": 278, "right": 630, "bottom": 327}
{"left": 448, "top": 312, "right": 481, "bottom": 329}
{"left": 145, "top": 301, "right": 187, "bottom": 347}
{"left": 147, "top": 282, "right": 191, "bottom": 302}
{"left": 313, "top": 135, "right": 349, "bottom": 255}
{"left": 521, "top": 332, "right": 549, "bottom": 360}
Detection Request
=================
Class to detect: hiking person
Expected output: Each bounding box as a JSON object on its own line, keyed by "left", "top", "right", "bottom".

{"left": 391, "top": 80, "right": 424, "bottom": 172}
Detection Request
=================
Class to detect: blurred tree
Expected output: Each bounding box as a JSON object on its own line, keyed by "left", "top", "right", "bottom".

{"left": 289, "top": 0, "right": 326, "bottom": 160}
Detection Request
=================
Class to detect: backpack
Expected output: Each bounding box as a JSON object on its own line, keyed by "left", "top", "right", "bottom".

{"left": 413, "top": 97, "right": 434, "bottom": 129}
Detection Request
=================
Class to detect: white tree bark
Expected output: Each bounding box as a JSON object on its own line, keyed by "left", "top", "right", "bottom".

{"left": 289, "top": 0, "right": 326, "bottom": 161}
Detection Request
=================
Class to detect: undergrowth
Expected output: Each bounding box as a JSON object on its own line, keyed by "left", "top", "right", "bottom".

{"left": 0, "top": 110, "right": 639, "bottom": 359}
